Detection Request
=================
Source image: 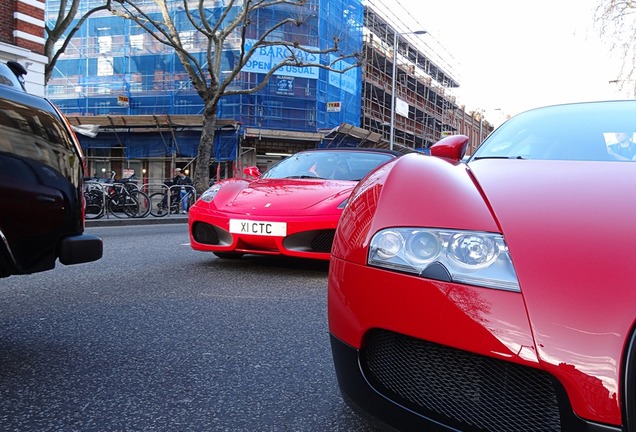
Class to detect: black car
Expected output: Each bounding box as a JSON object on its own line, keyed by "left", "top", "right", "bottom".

{"left": 0, "top": 62, "right": 102, "bottom": 277}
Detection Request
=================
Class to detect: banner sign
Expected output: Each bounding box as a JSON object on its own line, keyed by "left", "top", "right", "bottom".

{"left": 395, "top": 97, "right": 409, "bottom": 117}
{"left": 276, "top": 76, "right": 295, "bottom": 95}
{"left": 242, "top": 40, "right": 320, "bottom": 79}
{"left": 327, "top": 101, "right": 342, "bottom": 112}
{"left": 117, "top": 95, "right": 129, "bottom": 106}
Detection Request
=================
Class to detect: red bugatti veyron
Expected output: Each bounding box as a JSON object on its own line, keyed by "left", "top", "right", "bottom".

{"left": 329, "top": 100, "right": 636, "bottom": 431}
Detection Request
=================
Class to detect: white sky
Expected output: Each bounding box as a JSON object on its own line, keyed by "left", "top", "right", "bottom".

{"left": 383, "top": 0, "right": 623, "bottom": 124}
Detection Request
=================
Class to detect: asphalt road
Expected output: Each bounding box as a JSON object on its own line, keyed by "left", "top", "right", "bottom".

{"left": 0, "top": 224, "right": 382, "bottom": 432}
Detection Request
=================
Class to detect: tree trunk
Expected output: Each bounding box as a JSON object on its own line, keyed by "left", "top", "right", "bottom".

{"left": 193, "top": 102, "right": 217, "bottom": 194}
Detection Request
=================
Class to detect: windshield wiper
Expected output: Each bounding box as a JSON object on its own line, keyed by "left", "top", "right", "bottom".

{"left": 284, "top": 175, "right": 325, "bottom": 179}
{"left": 472, "top": 155, "right": 526, "bottom": 160}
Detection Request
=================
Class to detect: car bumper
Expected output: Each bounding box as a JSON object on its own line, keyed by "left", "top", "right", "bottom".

{"left": 328, "top": 257, "right": 624, "bottom": 432}
{"left": 58, "top": 233, "right": 103, "bottom": 265}
{"left": 188, "top": 206, "right": 338, "bottom": 260}
{"left": 330, "top": 334, "right": 621, "bottom": 432}
{"left": 0, "top": 231, "right": 102, "bottom": 277}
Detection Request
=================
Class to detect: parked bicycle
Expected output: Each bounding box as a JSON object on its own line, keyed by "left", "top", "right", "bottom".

{"left": 84, "top": 172, "right": 150, "bottom": 219}
{"left": 149, "top": 184, "right": 195, "bottom": 217}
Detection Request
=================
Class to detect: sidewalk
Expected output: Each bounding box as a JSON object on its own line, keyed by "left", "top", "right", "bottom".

{"left": 85, "top": 213, "right": 189, "bottom": 227}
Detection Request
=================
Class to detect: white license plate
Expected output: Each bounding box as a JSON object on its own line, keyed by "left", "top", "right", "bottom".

{"left": 229, "top": 219, "right": 287, "bottom": 237}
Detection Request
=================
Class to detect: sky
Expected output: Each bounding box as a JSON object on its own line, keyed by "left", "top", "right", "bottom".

{"left": 380, "top": 0, "right": 623, "bottom": 125}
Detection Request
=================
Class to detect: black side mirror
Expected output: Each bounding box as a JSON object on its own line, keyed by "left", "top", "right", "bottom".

{"left": 6, "top": 61, "right": 27, "bottom": 91}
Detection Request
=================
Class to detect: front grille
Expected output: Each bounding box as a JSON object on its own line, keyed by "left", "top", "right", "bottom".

{"left": 310, "top": 230, "right": 335, "bottom": 253}
{"left": 361, "top": 330, "right": 563, "bottom": 432}
{"left": 283, "top": 229, "right": 335, "bottom": 253}
{"left": 192, "top": 222, "right": 219, "bottom": 245}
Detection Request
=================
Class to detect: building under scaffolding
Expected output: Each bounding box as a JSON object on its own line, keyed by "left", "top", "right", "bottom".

{"left": 360, "top": 3, "right": 491, "bottom": 153}
{"left": 47, "top": 0, "right": 363, "bottom": 180}
{"left": 46, "top": 0, "right": 492, "bottom": 181}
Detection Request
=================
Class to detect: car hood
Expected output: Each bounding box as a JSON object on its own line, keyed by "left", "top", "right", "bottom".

{"left": 469, "top": 159, "right": 636, "bottom": 287}
{"left": 469, "top": 159, "right": 636, "bottom": 391}
{"left": 223, "top": 178, "right": 355, "bottom": 215}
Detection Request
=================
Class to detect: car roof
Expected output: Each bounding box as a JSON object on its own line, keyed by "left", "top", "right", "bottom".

{"left": 0, "top": 81, "right": 56, "bottom": 114}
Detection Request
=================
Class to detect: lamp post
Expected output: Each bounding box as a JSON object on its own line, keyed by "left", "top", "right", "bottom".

{"left": 389, "top": 30, "right": 427, "bottom": 150}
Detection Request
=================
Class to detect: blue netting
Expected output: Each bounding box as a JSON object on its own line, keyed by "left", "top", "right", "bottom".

{"left": 214, "top": 130, "right": 239, "bottom": 161}
{"left": 47, "top": 0, "right": 364, "bottom": 132}
{"left": 126, "top": 133, "right": 172, "bottom": 158}
{"left": 78, "top": 130, "right": 239, "bottom": 159}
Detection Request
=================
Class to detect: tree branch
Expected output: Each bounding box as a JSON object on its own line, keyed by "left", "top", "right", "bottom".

{"left": 45, "top": 0, "right": 113, "bottom": 82}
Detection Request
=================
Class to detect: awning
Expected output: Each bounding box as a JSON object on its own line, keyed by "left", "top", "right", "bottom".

{"left": 243, "top": 127, "right": 324, "bottom": 142}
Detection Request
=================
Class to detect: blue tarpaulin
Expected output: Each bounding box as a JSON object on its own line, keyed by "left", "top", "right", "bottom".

{"left": 126, "top": 134, "right": 171, "bottom": 158}
{"left": 79, "top": 129, "right": 240, "bottom": 160}
{"left": 214, "top": 130, "right": 239, "bottom": 161}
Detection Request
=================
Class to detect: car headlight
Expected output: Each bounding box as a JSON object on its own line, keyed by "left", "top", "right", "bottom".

{"left": 369, "top": 228, "right": 520, "bottom": 292}
{"left": 200, "top": 184, "right": 222, "bottom": 202}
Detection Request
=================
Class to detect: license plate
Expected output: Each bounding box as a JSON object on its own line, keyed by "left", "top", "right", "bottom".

{"left": 229, "top": 219, "right": 287, "bottom": 237}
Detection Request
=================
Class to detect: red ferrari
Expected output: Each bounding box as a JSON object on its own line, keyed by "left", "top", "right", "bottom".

{"left": 329, "top": 101, "right": 636, "bottom": 431}
{"left": 188, "top": 148, "right": 399, "bottom": 260}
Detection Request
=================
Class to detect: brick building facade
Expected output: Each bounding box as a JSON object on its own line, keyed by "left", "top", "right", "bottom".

{"left": 0, "top": 0, "right": 47, "bottom": 95}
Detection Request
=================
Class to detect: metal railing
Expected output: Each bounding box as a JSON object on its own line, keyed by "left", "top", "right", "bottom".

{"left": 84, "top": 180, "right": 197, "bottom": 219}
{"left": 147, "top": 184, "right": 197, "bottom": 217}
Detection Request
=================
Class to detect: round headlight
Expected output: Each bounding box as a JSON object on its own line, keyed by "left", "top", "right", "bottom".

{"left": 405, "top": 231, "right": 442, "bottom": 265}
{"left": 373, "top": 230, "right": 404, "bottom": 260}
{"left": 447, "top": 233, "right": 499, "bottom": 269}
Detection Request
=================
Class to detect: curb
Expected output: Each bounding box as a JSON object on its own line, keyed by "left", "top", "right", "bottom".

{"left": 85, "top": 215, "right": 188, "bottom": 227}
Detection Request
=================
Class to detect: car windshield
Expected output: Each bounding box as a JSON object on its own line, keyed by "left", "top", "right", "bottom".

{"left": 261, "top": 150, "right": 395, "bottom": 181}
{"left": 470, "top": 101, "right": 636, "bottom": 162}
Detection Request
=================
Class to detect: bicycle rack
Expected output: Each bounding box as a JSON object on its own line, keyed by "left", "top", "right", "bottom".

{"left": 85, "top": 180, "right": 198, "bottom": 219}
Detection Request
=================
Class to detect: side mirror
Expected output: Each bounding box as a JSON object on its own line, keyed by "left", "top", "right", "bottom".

{"left": 6, "top": 61, "right": 27, "bottom": 91}
{"left": 430, "top": 134, "right": 470, "bottom": 162}
{"left": 243, "top": 166, "right": 261, "bottom": 178}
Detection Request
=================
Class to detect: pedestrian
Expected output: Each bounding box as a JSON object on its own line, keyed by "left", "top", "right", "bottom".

{"left": 174, "top": 168, "right": 193, "bottom": 213}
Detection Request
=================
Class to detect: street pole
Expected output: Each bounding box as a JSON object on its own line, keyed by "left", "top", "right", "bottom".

{"left": 389, "top": 31, "right": 398, "bottom": 151}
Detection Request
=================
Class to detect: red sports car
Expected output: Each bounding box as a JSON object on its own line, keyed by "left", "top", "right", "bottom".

{"left": 189, "top": 148, "right": 399, "bottom": 260}
{"left": 329, "top": 101, "right": 636, "bottom": 431}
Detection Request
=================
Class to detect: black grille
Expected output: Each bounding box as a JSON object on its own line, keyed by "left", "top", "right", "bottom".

{"left": 310, "top": 230, "right": 335, "bottom": 253}
{"left": 192, "top": 222, "right": 219, "bottom": 245}
{"left": 361, "top": 330, "right": 562, "bottom": 432}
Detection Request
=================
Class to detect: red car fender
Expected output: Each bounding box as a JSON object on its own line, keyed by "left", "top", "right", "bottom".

{"left": 204, "top": 178, "right": 251, "bottom": 209}
{"left": 332, "top": 153, "right": 500, "bottom": 264}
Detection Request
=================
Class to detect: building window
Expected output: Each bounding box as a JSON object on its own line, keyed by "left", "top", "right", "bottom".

{"left": 130, "top": 34, "right": 144, "bottom": 50}
{"left": 179, "top": 31, "right": 195, "bottom": 50}
{"left": 98, "top": 35, "right": 112, "bottom": 54}
{"left": 97, "top": 57, "right": 113, "bottom": 77}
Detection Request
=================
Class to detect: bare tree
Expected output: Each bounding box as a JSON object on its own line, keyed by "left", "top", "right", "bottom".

{"left": 110, "top": 0, "right": 360, "bottom": 192}
{"left": 595, "top": 0, "right": 636, "bottom": 96}
{"left": 45, "top": 0, "right": 114, "bottom": 83}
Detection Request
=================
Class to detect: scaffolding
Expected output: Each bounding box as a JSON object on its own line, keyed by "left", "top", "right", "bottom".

{"left": 361, "top": 4, "right": 460, "bottom": 149}
{"left": 45, "top": 0, "right": 364, "bottom": 177}
{"left": 46, "top": 0, "right": 362, "bottom": 130}
{"left": 45, "top": 0, "right": 491, "bottom": 178}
